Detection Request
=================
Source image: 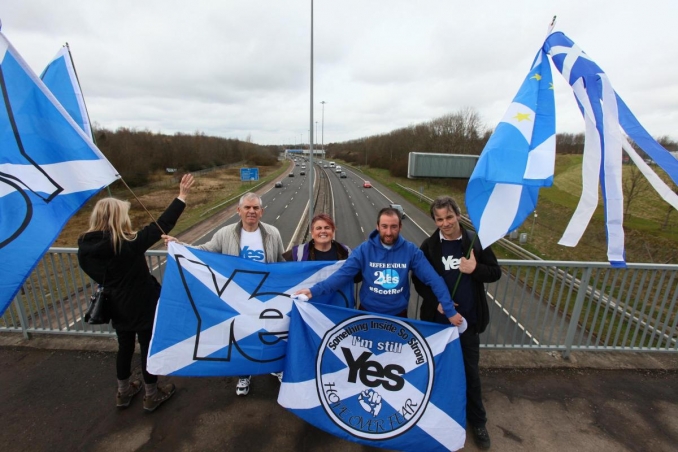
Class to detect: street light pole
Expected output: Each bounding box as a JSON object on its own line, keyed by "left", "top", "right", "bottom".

{"left": 320, "top": 100, "right": 326, "bottom": 158}
{"left": 308, "top": 0, "right": 314, "bottom": 234}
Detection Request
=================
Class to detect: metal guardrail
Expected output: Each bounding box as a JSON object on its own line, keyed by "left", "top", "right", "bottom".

{"left": 396, "top": 184, "right": 541, "bottom": 260}
{"left": 3, "top": 249, "right": 676, "bottom": 355}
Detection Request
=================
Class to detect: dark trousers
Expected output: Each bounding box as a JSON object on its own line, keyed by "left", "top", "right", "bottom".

{"left": 434, "top": 313, "right": 487, "bottom": 427}
{"left": 116, "top": 329, "right": 157, "bottom": 385}
{"left": 459, "top": 327, "right": 486, "bottom": 427}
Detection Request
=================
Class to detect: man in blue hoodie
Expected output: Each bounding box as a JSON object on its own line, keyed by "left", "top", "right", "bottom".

{"left": 295, "top": 207, "right": 463, "bottom": 327}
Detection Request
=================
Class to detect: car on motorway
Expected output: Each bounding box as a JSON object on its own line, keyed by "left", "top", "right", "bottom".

{"left": 363, "top": 181, "right": 372, "bottom": 188}
{"left": 300, "top": 170, "right": 306, "bottom": 175}
{"left": 275, "top": 181, "right": 283, "bottom": 188}
{"left": 340, "top": 172, "right": 347, "bottom": 178}
{"left": 389, "top": 203, "right": 406, "bottom": 219}
{"left": 335, "top": 167, "right": 342, "bottom": 173}
{"left": 323, "top": 164, "right": 328, "bottom": 168}
{"left": 288, "top": 172, "right": 294, "bottom": 177}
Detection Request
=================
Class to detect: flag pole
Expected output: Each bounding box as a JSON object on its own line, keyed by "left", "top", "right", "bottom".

{"left": 546, "top": 15, "right": 557, "bottom": 37}
{"left": 65, "top": 42, "right": 112, "bottom": 197}
{"left": 449, "top": 233, "right": 477, "bottom": 300}
{"left": 116, "top": 176, "right": 167, "bottom": 235}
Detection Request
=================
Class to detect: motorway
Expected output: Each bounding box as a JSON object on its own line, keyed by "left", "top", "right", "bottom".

{"left": 190, "top": 157, "right": 547, "bottom": 341}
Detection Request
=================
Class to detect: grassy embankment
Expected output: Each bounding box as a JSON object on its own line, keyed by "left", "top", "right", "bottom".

{"left": 351, "top": 155, "right": 677, "bottom": 264}
{"left": 55, "top": 162, "right": 291, "bottom": 247}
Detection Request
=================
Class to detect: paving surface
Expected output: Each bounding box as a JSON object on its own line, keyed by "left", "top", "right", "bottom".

{"left": 1, "top": 333, "right": 677, "bottom": 452}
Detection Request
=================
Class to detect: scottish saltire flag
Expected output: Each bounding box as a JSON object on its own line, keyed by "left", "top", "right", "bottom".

{"left": 466, "top": 48, "right": 556, "bottom": 249}
{"left": 0, "top": 31, "right": 118, "bottom": 316}
{"left": 544, "top": 32, "right": 678, "bottom": 266}
{"left": 147, "top": 243, "right": 355, "bottom": 376}
{"left": 40, "top": 44, "right": 93, "bottom": 138}
{"left": 278, "top": 301, "right": 466, "bottom": 451}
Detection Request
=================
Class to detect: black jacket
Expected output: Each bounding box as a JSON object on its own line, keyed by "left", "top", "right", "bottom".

{"left": 77, "top": 198, "right": 185, "bottom": 331}
{"left": 413, "top": 226, "right": 501, "bottom": 333}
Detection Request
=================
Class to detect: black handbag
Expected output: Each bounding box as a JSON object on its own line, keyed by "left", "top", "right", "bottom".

{"left": 84, "top": 265, "right": 110, "bottom": 325}
{"left": 84, "top": 285, "right": 110, "bottom": 325}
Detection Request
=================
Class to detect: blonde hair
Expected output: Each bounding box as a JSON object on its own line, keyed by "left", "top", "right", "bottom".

{"left": 86, "top": 198, "right": 137, "bottom": 253}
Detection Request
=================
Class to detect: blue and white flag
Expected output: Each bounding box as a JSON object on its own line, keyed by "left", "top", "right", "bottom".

{"left": 147, "top": 243, "right": 355, "bottom": 376}
{"left": 278, "top": 301, "right": 466, "bottom": 451}
{"left": 465, "top": 48, "right": 556, "bottom": 249}
{"left": 545, "top": 32, "right": 678, "bottom": 266}
{"left": 40, "top": 44, "right": 93, "bottom": 139}
{"left": 0, "top": 32, "right": 118, "bottom": 316}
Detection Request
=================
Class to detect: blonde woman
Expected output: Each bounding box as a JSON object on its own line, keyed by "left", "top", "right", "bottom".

{"left": 78, "top": 174, "right": 193, "bottom": 412}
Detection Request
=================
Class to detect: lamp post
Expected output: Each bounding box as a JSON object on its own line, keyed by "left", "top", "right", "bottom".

{"left": 308, "top": 0, "right": 315, "bottom": 234}
{"left": 320, "top": 100, "right": 326, "bottom": 158}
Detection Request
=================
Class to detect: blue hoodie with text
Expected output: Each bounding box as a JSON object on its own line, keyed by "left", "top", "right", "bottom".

{"left": 310, "top": 230, "right": 458, "bottom": 317}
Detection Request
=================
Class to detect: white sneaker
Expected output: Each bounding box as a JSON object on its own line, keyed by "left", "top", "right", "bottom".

{"left": 271, "top": 372, "right": 283, "bottom": 383}
{"left": 236, "top": 376, "right": 251, "bottom": 396}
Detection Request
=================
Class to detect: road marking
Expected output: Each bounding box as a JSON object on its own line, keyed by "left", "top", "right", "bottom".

{"left": 285, "top": 205, "right": 288, "bottom": 208}
{"left": 487, "top": 292, "right": 540, "bottom": 345}
{"left": 276, "top": 215, "right": 280, "bottom": 220}
{"left": 361, "top": 226, "right": 364, "bottom": 233}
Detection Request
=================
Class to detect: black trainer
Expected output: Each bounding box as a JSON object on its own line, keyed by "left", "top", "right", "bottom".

{"left": 472, "top": 425, "right": 491, "bottom": 450}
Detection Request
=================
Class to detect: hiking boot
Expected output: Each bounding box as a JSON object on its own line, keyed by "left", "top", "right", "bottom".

{"left": 271, "top": 372, "right": 283, "bottom": 383}
{"left": 236, "top": 376, "right": 251, "bottom": 396}
{"left": 116, "top": 379, "right": 142, "bottom": 408}
{"left": 143, "top": 383, "right": 176, "bottom": 412}
{"left": 472, "top": 425, "right": 491, "bottom": 450}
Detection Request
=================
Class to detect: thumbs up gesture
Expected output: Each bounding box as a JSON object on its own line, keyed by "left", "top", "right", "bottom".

{"left": 459, "top": 249, "right": 476, "bottom": 274}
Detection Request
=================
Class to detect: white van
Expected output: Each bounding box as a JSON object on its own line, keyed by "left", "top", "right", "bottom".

{"left": 329, "top": 162, "right": 336, "bottom": 168}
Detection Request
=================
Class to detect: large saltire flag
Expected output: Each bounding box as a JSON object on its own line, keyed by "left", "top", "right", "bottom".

{"left": 278, "top": 301, "right": 466, "bottom": 452}
{"left": 544, "top": 32, "right": 678, "bottom": 266}
{"left": 147, "top": 243, "right": 355, "bottom": 376}
{"left": 465, "top": 48, "right": 556, "bottom": 249}
{"left": 40, "top": 44, "right": 93, "bottom": 138}
{"left": 0, "top": 30, "right": 118, "bottom": 316}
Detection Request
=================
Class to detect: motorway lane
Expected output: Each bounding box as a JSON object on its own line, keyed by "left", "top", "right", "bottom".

{"left": 193, "top": 160, "right": 310, "bottom": 250}
{"left": 189, "top": 161, "right": 558, "bottom": 344}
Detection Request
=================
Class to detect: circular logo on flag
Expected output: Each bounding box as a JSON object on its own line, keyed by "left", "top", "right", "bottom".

{"left": 316, "top": 315, "right": 434, "bottom": 440}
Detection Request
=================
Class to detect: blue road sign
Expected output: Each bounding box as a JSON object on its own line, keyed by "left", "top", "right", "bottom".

{"left": 240, "top": 168, "right": 259, "bottom": 182}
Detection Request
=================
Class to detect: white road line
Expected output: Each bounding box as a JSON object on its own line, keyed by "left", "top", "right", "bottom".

{"left": 487, "top": 292, "right": 540, "bottom": 345}
{"left": 276, "top": 215, "right": 280, "bottom": 220}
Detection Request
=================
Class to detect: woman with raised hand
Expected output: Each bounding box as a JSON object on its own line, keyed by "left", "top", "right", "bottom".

{"left": 78, "top": 174, "right": 194, "bottom": 412}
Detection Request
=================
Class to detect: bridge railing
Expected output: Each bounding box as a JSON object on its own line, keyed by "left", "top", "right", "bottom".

{"left": 3, "top": 249, "right": 676, "bottom": 355}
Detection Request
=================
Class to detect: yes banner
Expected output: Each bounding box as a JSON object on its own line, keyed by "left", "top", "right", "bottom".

{"left": 278, "top": 301, "right": 466, "bottom": 451}
{"left": 147, "top": 243, "right": 354, "bottom": 376}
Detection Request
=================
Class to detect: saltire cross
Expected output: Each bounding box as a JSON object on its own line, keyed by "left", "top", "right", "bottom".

{"left": 0, "top": 29, "right": 118, "bottom": 316}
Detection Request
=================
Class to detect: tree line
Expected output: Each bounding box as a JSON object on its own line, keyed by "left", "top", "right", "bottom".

{"left": 93, "top": 126, "right": 280, "bottom": 186}
{"left": 325, "top": 108, "right": 678, "bottom": 178}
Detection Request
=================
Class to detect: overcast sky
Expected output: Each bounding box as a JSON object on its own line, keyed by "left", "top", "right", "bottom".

{"left": 3, "top": 1, "right": 678, "bottom": 146}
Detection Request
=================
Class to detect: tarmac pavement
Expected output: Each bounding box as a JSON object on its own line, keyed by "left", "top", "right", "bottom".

{"left": 0, "top": 333, "right": 677, "bottom": 452}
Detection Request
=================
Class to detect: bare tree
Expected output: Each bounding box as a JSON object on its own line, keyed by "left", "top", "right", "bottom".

{"left": 623, "top": 163, "right": 651, "bottom": 218}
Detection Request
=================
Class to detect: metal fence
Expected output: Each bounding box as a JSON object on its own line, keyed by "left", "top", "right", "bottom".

{"left": 3, "top": 249, "right": 676, "bottom": 356}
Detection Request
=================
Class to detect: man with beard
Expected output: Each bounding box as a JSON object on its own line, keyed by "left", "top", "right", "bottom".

{"left": 295, "top": 207, "right": 463, "bottom": 326}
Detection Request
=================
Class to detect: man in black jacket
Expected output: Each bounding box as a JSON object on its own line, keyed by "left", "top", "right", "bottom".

{"left": 413, "top": 196, "right": 500, "bottom": 450}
